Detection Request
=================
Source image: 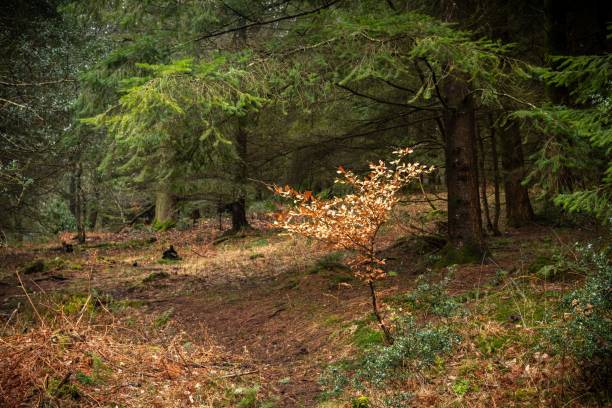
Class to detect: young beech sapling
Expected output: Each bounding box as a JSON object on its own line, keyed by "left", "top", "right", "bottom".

{"left": 274, "top": 148, "right": 432, "bottom": 344}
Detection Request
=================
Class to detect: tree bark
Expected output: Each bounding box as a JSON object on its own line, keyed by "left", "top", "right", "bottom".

{"left": 231, "top": 127, "right": 250, "bottom": 231}
{"left": 230, "top": 198, "right": 249, "bottom": 232}
{"left": 443, "top": 73, "right": 484, "bottom": 253}
{"left": 70, "top": 162, "right": 86, "bottom": 243}
{"left": 477, "top": 124, "right": 493, "bottom": 234}
{"left": 489, "top": 122, "right": 502, "bottom": 235}
{"left": 154, "top": 188, "right": 176, "bottom": 226}
{"left": 499, "top": 121, "right": 534, "bottom": 227}
{"left": 229, "top": 19, "right": 251, "bottom": 233}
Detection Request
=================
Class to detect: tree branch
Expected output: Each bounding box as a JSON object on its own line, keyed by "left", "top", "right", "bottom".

{"left": 185, "top": 0, "right": 342, "bottom": 45}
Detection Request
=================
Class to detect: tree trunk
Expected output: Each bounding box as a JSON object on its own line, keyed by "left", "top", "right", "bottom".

{"left": 229, "top": 22, "right": 251, "bottom": 233}
{"left": 71, "top": 162, "right": 86, "bottom": 243}
{"left": 499, "top": 121, "right": 534, "bottom": 227}
{"left": 489, "top": 122, "right": 502, "bottom": 235}
{"left": 477, "top": 125, "right": 493, "bottom": 234}
{"left": 232, "top": 128, "right": 251, "bottom": 231}
{"left": 154, "top": 188, "right": 176, "bottom": 227}
{"left": 443, "top": 73, "right": 484, "bottom": 253}
{"left": 230, "top": 198, "right": 249, "bottom": 232}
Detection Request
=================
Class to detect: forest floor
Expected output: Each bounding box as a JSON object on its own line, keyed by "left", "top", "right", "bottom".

{"left": 0, "top": 216, "right": 607, "bottom": 407}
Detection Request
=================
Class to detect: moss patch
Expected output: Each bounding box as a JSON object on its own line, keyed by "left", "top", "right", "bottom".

{"left": 433, "top": 243, "right": 484, "bottom": 268}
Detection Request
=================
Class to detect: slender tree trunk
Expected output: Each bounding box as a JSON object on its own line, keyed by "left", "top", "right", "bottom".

{"left": 443, "top": 73, "right": 484, "bottom": 253}
{"left": 368, "top": 281, "right": 393, "bottom": 345}
{"left": 87, "top": 173, "right": 100, "bottom": 230}
{"left": 499, "top": 121, "right": 534, "bottom": 227}
{"left": 71, "top": 162, "right": 86, "bottom": 243}
{"left": 477, "top": 124, "right": 493, "bottom": 233}
{"left": 228, "top": 19, "right": 251, "bottom": 233}
{"left": 88, "top": 200, "right": 98, "bottom": 230}
{"left": 231, "top": 127, "right": 250, "bottom": 231}
{"left": 489, "top": 122, "right": 502, "bottom": 235}
{"left": 155, "top": 143, "right": 176, "bottom": 228}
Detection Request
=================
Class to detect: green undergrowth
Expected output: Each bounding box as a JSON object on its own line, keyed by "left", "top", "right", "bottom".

{"left": 320, "top": 239, "right": 611, "bottom": 407}
{"left": 21, "top": 257, "right": 82, "bottom": 274}
{"left": 229, "top": 385, "right": 279, "bottom": 408}
{"left": 430, "top": 243, "right": 484, "bottom": 268}
{"left": 143, "top": 270, "right": 170, "bottom": 283}
{"left": 309, "top": 252, "right": 356, "bottom": 289}
{"left": 152, "top": 219, "right": 176, "bottom": 231}
{"left": 386, "top": 269, "right": 460, "bottom": 318}
{"left": 83, "top": 236, "right": 157, "bottom": 250}
{"left": 156, "top": 258, "right": 180, "bottom": 265}
{"left": 320, "top": 316, "right": 460, "bottom": 402}
{"left": 6, "top": 288, "right": 145, "bottom": 328}
{"left": 310, "top": 252, "right": 350, "bottom": 274}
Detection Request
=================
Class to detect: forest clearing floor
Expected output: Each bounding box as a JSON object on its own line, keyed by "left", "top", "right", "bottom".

{"left": 0, "top": 219, "right": 608, "bottom": 407}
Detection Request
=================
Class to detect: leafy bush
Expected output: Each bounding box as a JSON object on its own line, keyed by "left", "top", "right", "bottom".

{"left": 355, "top": 317, "right": 459, "bottom": 386}
{"left": 41, "top": 198, "right": 76, "bottom": 233}
{"left": 321, "top": 317, "right": 459, "bottom": 397}
{"left": 547, "top": 244, "right": 611, "bottom": 385}
{"left": 528, "top": 246, "right": 587, "bottom": 281}
{"left": 401, "top": 272, "right": 459, "bottom": 317}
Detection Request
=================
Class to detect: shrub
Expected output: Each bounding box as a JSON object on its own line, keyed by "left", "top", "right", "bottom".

{"left": 320, "top": 317, "right": 459, "bottom": 396}
{"left": 402, "top": 272, "right": 458, "bottom": 317}
{"left": 547, "top": 244, "right": 611, "bottom": 389}
{"left": 275, "top": 148, "right": 432, "bottom": 343}
{"left": 355, "top": 317, "right": 459, "bottom": 386}
{"left": 41, "top": 198, "right": 76, "bottom": 234}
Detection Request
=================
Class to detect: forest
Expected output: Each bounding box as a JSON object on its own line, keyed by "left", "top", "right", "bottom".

{"left": 0, "top": 0, "right": 610, "bottom": 407}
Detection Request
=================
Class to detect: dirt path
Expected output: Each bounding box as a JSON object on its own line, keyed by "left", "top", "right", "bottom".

{"left": 140, "top": 271, "right": 371, "bottom": 407}
{"left": 0, "top": 230, "right": 377, "bottom": 407}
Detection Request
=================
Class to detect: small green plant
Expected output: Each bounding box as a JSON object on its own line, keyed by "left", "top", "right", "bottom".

{"left": 75, "top": 371, "right": 95, "bottom": 385}
{"left": 234, "top": 386, "right": 260, "bottom": 408}
{"left": 91, "top": 353, "right": 112, "bottom": 382}
{"left": 476, "top": 333, "right": 509, "bottom": 355}
{"left": 353, "top": 325, "right": 384, "bottom": 350}
{"left": 351, "top": 395, "right": 369, "bottom": 408}
{"left": 47, "top": 376, "right": 80, "bottom": 400}
{"left": 153, "top": 219, "right": 176, "bottom": 231}
{"left": 62, "top": 293, "right": 95, "bottom": 315}
{"left": 490, "top": 269, "right": 509, "bottom": 286}
{"left": 319, "top": 364, "right": 351, "bottom": 399}
{"left": 402, "top": 273, "right": 458, "bottom": 317}
{"left": 383, "top": 392, "right": 413, "bottom": 407}
{"left": 154, "top": 308, "right": 174, "bottom": 328}
{"left": 528, "top": 246, "right": 587, "bottom": 281}
{"left": 452, "top": 378, "right": 470, "bottom": 396}
{"left": 143, "top": 271, "right": 170, "bottom": 283}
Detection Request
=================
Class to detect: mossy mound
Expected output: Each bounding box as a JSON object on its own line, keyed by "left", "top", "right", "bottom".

{"left": 433, "top": 243, "right": 484, "bottom": 268}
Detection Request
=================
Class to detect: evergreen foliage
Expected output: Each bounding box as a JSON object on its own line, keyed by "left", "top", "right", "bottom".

{"left": 516, "top": 39, "right": 611, "bottom": 223}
